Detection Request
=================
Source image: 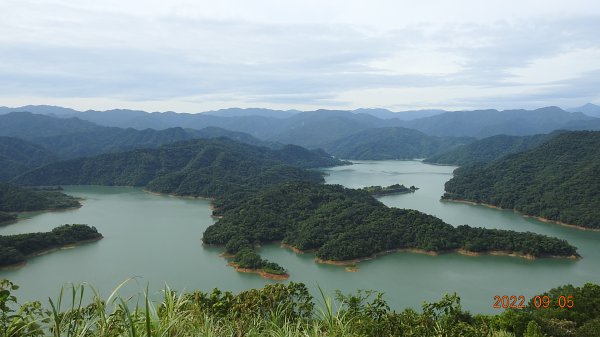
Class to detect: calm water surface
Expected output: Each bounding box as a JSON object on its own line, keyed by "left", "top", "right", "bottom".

{"left": 1, "top": 161, "right": 599, "bottom": 313}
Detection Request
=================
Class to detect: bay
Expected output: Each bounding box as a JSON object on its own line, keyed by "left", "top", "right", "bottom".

{"left": 1, "top": 160, "right": 598, "bottom": 314}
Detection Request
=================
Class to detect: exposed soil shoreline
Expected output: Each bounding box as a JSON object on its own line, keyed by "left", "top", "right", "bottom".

{"left": 314, "top": 248, "right": 440, "bottom": 266}
{"left": 227, "top": 262, "right": 289, "bottom": 280}
{"left": 311, "top": 246, "right": 579, "bottom": 267}
{"left": 442, "top": 198, "right": 600, "bottom": 232}
{"left": 142, "top": 189, "right": 213, "bottom": 201}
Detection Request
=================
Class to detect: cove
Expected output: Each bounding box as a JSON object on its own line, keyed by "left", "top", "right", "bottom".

{"left": 1, "top": 161, "right": 599, "bottom": 314}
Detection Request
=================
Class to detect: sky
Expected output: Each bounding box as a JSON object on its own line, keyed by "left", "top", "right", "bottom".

{"left": 1, "top": 0, "right": 599, "bottom": 112}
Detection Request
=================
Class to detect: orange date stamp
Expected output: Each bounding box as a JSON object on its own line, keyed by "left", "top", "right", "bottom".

{"left": 493, "top": 295, "right": 574, "bottom": 309}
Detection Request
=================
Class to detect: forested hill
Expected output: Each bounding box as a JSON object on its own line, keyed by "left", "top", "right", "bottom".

{"left": 11, "top": 138, "right": 345, "bottom": 198}
{"left": 443, "top": 131, "right": 600, "bottom": 229}
{"left": 324, "top": 127, "right": 473, "bottom": 160}
{"left": 204, "top": 182, "right": 578, "bottom": 271}
{"left": 0, "top": 137, "right": 58, "bottom": 181}
{"left": 0, "top": 183, "right": 81, "bottom": 223}
{"left": 402, "top": 106, "right": 593, "bottom": 138}
{"left": 424, "top": 132, "right": 559, "bottom": 166}
{"left": 0, "top": 112, "right": 273, "bottom": 159}
{"left": 38, "top": 125, "right": 268, "bottom": 159}
{"left": 0, "top": 112, "right": 99, "bottom": 138}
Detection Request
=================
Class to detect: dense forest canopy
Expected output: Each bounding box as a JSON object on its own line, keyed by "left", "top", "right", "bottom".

{"left": 0, "top": 183, "right": 80, "bottom": 216}
{"left": 324, "top": 126, "right": 473, "bottom": 160}
{"left": 204, "top": 182, "right": 578, "bottom": 272}
{"left": 0, "top": 211, "right": 16, "bottom": 223}
{"left": 0, "top": 137, "right": 58, "bottom": 181}
{"left": 444, "top": 131, "right": 600, "bottom": 229}
{"left": 11, "top": 138, "right": 345, "bottom": 199}
{"left": 361, "top": 184, "right": 418, "bottom": 196}
{"left": 0, "top": 224, "right": 102, "bottom": 266}
{"left": 424, "top": 133, "right": 559, "bottom": 166}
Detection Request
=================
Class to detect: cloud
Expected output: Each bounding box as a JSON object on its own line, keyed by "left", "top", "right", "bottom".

{"left": 0, "top": 0, "right": 599, "bottom": 111}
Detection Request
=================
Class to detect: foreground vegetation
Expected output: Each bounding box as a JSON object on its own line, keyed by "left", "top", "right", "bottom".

{"left": 1, "top": 280, "right": 598, "bottom": 337}
{"left": 204, "top": 182, "right": 578, "bottom": 274}
{"left": 444, "top": 131, "right": 600, "bottom": 229}
{"left": 0, "top": 224, "right": 102, "bottom": 267}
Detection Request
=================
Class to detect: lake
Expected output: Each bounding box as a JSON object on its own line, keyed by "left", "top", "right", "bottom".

{"left": 1, "top": 160, "right": 599, "bottom": 314}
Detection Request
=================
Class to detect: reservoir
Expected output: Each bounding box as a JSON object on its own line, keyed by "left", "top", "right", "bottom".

{"left": 1, "top": 160, "right": 598, "bottom": 313}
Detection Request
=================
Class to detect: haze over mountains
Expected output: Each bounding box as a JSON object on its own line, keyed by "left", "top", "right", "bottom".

{"left": 1, "top": 104, "right": 599, "bottom": 147}
{"left": 0, "top": 104, "right": 599, "bottom": 178}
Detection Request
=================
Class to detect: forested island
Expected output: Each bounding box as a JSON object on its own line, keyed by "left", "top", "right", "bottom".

{"left": 204, "top": 182, "right": 579, "bottom": 273}
{"left": 361, "top": 184, "right": 418, "bottom": 196}
{"left": 230, "top": 248, "right": 288, "bottom": 279}
{"left": 0, "top": 224, "right": 102, "bottom": 267}
{"left": 443, "top": 131, "right": 600, "bottom": 229}
{"left": 0, "top": 183, "right": 81, "bottom": 223}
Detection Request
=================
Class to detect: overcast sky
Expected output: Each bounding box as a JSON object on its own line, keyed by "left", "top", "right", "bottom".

{"left": 1, "top": 0, "right": 599, "bottom": 112}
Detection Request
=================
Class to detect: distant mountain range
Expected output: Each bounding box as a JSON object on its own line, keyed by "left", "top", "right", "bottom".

{"left": 568, "top": 103, "right": 600, "bottom": 118}
{"left": 0, "top": 112, "right": 270, "bottom": 161}
{"left": 400, "top": 106, "right": 594, "bottom": 138}
{"left": 2, "top": 105, "right": 597, "bottom": 145}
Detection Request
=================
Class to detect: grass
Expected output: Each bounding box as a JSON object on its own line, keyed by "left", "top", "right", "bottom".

{"left": 1, "top": 279, "right": 591, "bottom": 337}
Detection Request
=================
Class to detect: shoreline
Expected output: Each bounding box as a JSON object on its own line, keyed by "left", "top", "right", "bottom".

{"left": 442, "top": 198, "right": 600, "bottom": 232}
{"left": 314, "top": 248, "right": 440, "bottom": 266}
{"left": 227, "top": 263, "right": 289, "bottom": 280}
{"left": 455, "top": 249, "right": 580, "bottom": 260}
{"left": 0, "top": 235, "right": 104, "bottom": 269}
{"left": 314, "top": 246, "right": 579, "bottom": 267}
{"left": 421, "top": 161, "right": 458, "bottom": 167}
{"left": 142, "top": 189, "right": 214, "bottom": 201}
{"left": 143, "top": 189, "right": 222, "bottom": 219}
{"left": 370, "top": 190, "right": 417, "bottom": 197}
{"left": 280, "top": 243, "right": 316, "bottom": 254}
{"left": 9, "top": 205, "right": 83, "bottom": 224}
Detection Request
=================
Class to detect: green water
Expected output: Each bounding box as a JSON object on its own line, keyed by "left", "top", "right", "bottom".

{"left": 1, "top": 161, "right": 599, "bottom": 313}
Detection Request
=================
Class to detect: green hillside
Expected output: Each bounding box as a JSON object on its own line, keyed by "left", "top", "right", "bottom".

{"left": 0, "top": 137, "right": 58, "bottom": 181}
{"left": 324, "top": 127, "right": 472, "bottom": 160}
{"left": 11, "top": 138, "right": 344, "bottom": 198}
{"left": 443, "top": 131, "right": 600, "bottom": 229}
{"left": 0, "top": 183, "right": 81, "bottom": 222}
{"left": 37, "top": 126, "right": 269, "bottom": 159}
{"left": 424, "top": 133, "right": 558, "bottom": 166}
